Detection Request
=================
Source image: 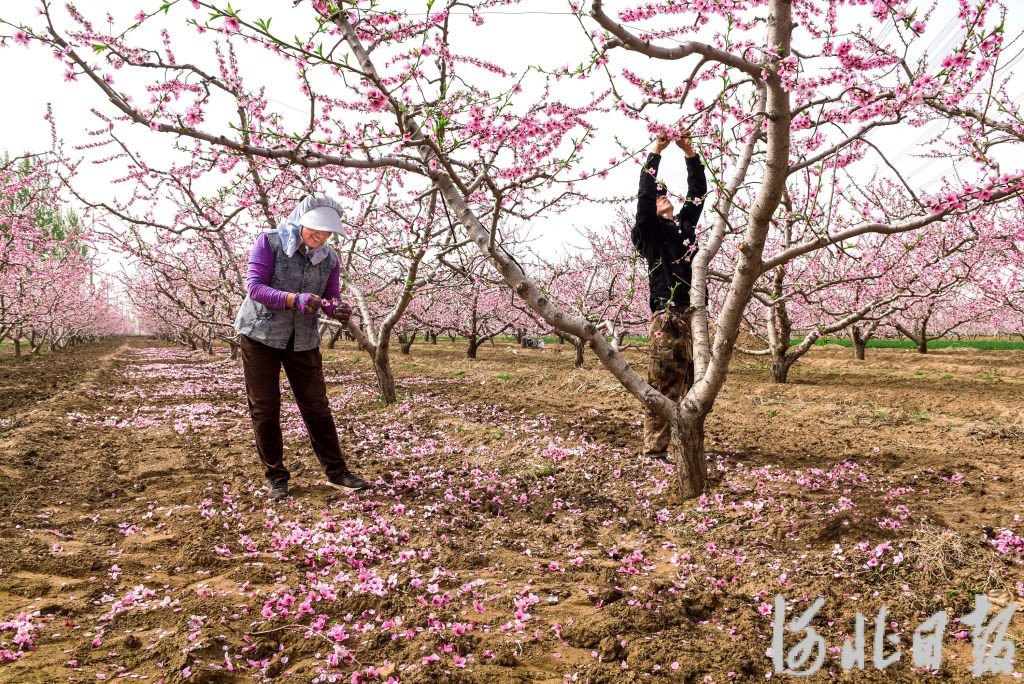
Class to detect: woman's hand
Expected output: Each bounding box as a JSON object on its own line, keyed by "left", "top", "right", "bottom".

{"left": 675, "top": 127, "right": 696, "bottom": 157}
{"left": 333, "top": 301, "right": 352, "bottom": 326}
{"left": 321, "top": 298, "right": 352, "bottom": 325}
{"left": 294, "top": 293, "right": 322, "bottom": 316}
{"left": 652, "top": 134, "right": 670, "bottom": 155}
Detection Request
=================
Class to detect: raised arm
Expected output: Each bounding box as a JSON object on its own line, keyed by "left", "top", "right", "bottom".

{"left": 637, "top": 136, "right": 670, "bottom": 226}
{"left": 677, "top": 133, "right": 707, "bottom": 234}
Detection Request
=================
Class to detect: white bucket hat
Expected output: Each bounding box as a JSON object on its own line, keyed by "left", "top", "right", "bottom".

{"left": 299, "top": 206, "right": 345, "bottom": 234}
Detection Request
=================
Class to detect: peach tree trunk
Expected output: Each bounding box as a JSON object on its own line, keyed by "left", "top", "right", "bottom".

{"left": 373, "top": 343, "right": 397, "bottom": 404}
{"left": 669, "top": 410, "right": 709, "bottom": 500}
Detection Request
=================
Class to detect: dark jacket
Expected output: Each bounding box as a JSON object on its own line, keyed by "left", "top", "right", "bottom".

{"left": 632, "top": 152, "right": 707, "bottom": 314}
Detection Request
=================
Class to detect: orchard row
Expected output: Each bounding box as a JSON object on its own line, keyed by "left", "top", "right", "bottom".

{"left": 2, "top": 0, "right": 1023, "bottom": 497}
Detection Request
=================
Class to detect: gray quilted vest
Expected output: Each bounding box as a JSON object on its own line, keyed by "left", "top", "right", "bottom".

{"left": 234, "top": 232, "right": 339, "bottom": 352}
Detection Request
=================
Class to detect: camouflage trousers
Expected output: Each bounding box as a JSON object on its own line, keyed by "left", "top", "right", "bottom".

{"left": 643, "top": 309, "right": 695, "bottom": 456}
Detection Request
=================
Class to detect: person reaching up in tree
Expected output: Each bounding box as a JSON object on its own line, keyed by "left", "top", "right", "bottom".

{"left": 632, "top": 129, "right": 708, "bottom": 462}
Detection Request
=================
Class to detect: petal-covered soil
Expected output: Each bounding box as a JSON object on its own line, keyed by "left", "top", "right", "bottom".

{"left": 0, "top": 339, "right": 1021, "bottom": 682}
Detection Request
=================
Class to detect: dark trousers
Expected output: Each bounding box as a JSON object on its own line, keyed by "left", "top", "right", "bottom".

{"left": 239, "top": 334, "right": 347, "bottom": 482}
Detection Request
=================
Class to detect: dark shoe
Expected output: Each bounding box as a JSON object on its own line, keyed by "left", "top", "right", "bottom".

{"left": 326, "top": 470, "right": 369, "bottom": 492}
{"left": 267, "top": 479, "right": 289, "bottom": 501}
{"left": 644, "top": 452, "right": 671, "bottom": 464}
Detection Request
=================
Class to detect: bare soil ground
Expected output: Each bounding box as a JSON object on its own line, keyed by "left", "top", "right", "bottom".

{"left": 0, "top": 337, "right": 1022, "bottom": 683}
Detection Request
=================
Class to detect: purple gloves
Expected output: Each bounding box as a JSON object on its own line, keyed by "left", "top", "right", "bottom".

{"left": 292, "top": 294, "right": 352, "bottom": 324}
{"left": 333, "top": 301, "right": 352, "bottom": 326}
{"left": 322, "top": 298, "right": 352, "bottom": 326}
{"left": 293, "top": 293, "right": 322, "bottom": 316}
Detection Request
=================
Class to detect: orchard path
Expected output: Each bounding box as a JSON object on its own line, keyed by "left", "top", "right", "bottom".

{"left": 0, "top": 338, "right": 1022, "bottom": 682}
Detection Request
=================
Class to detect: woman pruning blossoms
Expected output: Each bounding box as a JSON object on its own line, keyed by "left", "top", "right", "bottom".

{"left": 234, "top": 196, "right": 368, "bottom": 501}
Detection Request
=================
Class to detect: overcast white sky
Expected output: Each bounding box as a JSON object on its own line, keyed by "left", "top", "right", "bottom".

{"left": 1, "top": 0, "right": 1020, "bottom": 273}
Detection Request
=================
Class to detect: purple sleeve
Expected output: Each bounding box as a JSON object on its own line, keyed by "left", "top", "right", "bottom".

{"left": 247, "top": 233, "right": 290, "bottom": 310}
{"left": 321, "top": 259, "right": 342, "bottom": 316}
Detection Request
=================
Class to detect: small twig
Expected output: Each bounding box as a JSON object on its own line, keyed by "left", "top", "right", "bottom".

{"left": 246, "top": 625, "right": 292, "bottom": 637}
{"left": 246, "top": 624, "right": 344, "bottom": 647}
